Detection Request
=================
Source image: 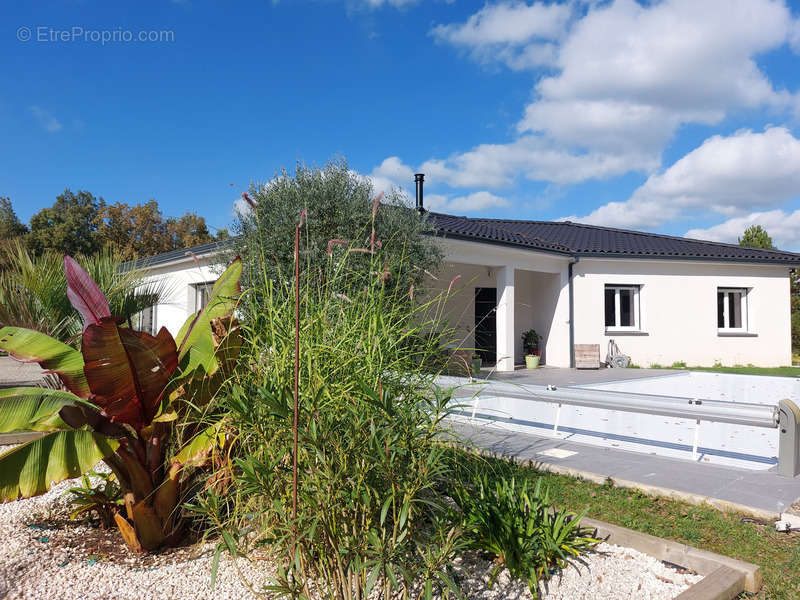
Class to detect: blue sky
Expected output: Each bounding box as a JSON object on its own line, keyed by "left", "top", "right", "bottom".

{"left": 3, "top": 1, "right": 800, "bottom": 248}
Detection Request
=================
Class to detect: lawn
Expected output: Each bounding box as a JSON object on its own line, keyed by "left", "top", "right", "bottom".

{"left": 454, "top": 450, "right": 800, "bottom": 600}
{"left": 650, "top": 363, "right": 800, "bottom": 377}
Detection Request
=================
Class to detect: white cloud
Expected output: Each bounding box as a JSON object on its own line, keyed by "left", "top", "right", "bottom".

{"left": 405, "top": 0, "right": 800, "bottom": 192}
{"left": 372, "top": 156, "right": 414, "bottom": 184}
{"left": 520, "top": 0, "right": 794, "bottom": 153}
{"left": 233, "top": 196, "right": 252, "bottom": 217}
{"left": 420, "top": 135, "right": 657, "bottom": 187}
{"left": 790, "top": 15, "right": 800, "bottom": 52}
{"left": 348, "top": 164, "right": 508, "bottom": 213}
{"left": 354, "top": 0, "right": 420, "bottom": 8}
{"left": 430, "top": 1, "right": 571, "bottom": 69}
{"left": 29, "top": 106, "right": 62, "bottom": 132}
{"left": 686, "top": 209, "right": 800, "bottom": 251}
{"left": 359, "top": 157, "right": 416, "bottom": 199}
{"left": 425, "top": 190, "right": 510, "bottom": 213}
{"left": 564, "top": 127, "right": 800, "bottom": 229}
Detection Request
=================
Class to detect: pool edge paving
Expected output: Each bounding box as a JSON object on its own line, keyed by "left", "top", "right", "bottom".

{"left": 447, "top": 420, "right": 800, "bottom": 520}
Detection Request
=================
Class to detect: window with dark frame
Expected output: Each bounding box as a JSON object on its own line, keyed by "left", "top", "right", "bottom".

{"left": 717, "top": 288, "right": 747, "bottom": 330}
{"left": 194, "top": 282, "right": 215, "bottom": 313}
{"left": 135, "top": 305, "right": 157, "bottom": 336}
{"left": 604, "top": 285, "right": 640, "bottom": 330}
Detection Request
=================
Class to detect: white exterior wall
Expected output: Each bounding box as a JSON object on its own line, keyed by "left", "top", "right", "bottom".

{"left": 572, "top": 259, "right": 792, "bottom": 367}
{"left": 139, "top": 254, "right": 222, "bottom": 336}
{"left": 136, "top": 239, "right": 794, "bottom": 370}
{"left": 432, "top": 240, "right": 573, "bottom": 368}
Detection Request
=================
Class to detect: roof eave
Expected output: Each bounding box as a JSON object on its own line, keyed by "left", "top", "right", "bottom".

{"left": 436, "top": 231, "right": 574, "bottom": 257}
{"left": 573, "top": 251, "right": 800, "bottom": 266}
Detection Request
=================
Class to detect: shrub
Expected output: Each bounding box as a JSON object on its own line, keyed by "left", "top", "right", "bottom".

{"left": 191, "top": 213, "right": 463, "bottom": 600}
{"left": 451, "top": 472, "right": 598, "bottom": 598}
{"left": 232, "top": 159, "right": 443, "bottom": 298}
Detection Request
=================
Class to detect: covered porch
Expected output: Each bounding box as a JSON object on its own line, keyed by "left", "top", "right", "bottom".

{"left": 432, "top": 239, "right": 573, "bottom": 371}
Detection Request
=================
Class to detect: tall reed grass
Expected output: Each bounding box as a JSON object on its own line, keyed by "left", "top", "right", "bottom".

{"left": 189, "top": 208, "right": 464, "bottom": 600}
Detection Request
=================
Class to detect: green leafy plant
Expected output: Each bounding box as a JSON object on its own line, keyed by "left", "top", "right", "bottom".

{"left": 0, "top": 254, "right": 243, "bottom": 552}
{"left": 65, "top": 470, "right": 124, "bottom": 528}
{"left": 521, "top": 329, "right": 541, "bottom": 355}
{"left": 452, "top": 473, "right": 598, "bottom": 598}
{"left": 192, "top": 207, "right": 463, "bottom": 600}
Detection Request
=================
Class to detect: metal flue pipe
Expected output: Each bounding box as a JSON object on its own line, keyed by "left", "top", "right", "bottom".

{"left": 414, "top": 173, "right": 425, "bottom": 212}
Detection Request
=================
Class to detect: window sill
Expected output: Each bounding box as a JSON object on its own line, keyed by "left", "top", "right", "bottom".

{"left": 605, "top": 329, "right": 649, "bottom": 336}
{"left": 717, "top": 331, "right": 758, "bottom": 337}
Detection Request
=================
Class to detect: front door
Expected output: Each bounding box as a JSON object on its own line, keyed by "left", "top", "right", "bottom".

{"left": 474, "top": 287, "right": 497, "bottom": 364}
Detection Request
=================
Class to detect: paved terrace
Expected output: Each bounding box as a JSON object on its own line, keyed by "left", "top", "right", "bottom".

{"left": 448, "top": 366, "right": 800, "bottom": 518}
{"left": 0, "top": 357, "right": 46, "bottom": 388}
{"left": 4, "top": 356, "right": 799, "bottom": 516}
{"left": 476, "top": 365, "right": 682, "bottom": 385}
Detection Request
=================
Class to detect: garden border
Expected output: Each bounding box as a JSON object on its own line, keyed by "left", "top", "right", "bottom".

{"left": 584, "top": 517, "right": 761, "bottom": 598}
{"left": 458, "top": 443, "right": 762, "bottom": 598}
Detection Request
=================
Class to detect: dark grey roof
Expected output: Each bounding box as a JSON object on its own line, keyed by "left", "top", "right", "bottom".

{"left": 132, "top": 211, "right": 800, "bottom": 268}
{"left": 428, "top": 212, "right": 800, "bottom": 265}
{"left": 128, "top": 238, "right": 232, "bottom": 268}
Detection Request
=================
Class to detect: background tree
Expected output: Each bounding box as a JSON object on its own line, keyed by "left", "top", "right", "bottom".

{"left": 738, "top": 224, "right": 775, "bottom": 249}
{"left": 0, "top": 197, "right": 28, "bottom": 240}
{"left": 96, "top": 200, "right": 170, "bottom": 260}
{"left": 233, "top": 159, "right": 442, "bottom": 296}
{"left": 95, "top": 201, "right": 225, "bottom": 260}
{"left": 0, "top": 198, "right": 29, "bottom": 271}
{"left": 739, "top": 225, "right": 799, "bottom": 354}
{"left": 27, "top": 189, "right": 103, "bottom": 257}
{"left": 166, "top": 212, "right": 216, "bottom": 248}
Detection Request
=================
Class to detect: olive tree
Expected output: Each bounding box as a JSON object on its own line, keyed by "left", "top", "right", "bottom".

{"left": 232, "top": 159, "right": 442, "bottom": 297}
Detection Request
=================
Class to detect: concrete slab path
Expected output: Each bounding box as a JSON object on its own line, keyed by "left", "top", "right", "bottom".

{"left": 447, "top": 419, "right": 800, "bottom": 519}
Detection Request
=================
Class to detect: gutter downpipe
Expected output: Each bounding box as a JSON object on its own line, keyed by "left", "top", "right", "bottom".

{"left": 568, "top": 256, "right": 579, "bottom": 368}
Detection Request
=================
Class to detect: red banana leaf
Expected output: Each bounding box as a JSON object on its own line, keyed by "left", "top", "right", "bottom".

{"left": 82, "top": 318, "right": 178, "bottom": 429}
{"left": 64, "top": 255, "right": 111, "bottom": 331}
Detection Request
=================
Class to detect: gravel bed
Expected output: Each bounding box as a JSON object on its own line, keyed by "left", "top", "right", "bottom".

{"left": 0, "top": 462, "right": 702, "bottom": 599}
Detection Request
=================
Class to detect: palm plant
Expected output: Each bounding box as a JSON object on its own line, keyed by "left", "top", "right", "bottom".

{"left": 0, "top": 240, "right": 165, "bottom": 346}
{"left": 0, "top": 255, "right": 243, "bottom": 551}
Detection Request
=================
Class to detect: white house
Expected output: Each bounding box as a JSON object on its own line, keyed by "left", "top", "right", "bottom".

{"left": 135, "top": 179, "right": 800, "bottom": 370}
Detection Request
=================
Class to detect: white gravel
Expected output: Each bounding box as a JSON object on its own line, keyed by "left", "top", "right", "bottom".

{"left": 453, "top": 545, "right": 701, "bottom": 600}
{"left": 0, "top": 460, "right": 702, "bottom": 600}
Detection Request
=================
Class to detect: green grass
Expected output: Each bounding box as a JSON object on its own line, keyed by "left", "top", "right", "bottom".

{"left": 453, "top": 451, "right": 800, "bottom": 600}
{"left": 686, "top": 365, "right": 800, "bottom": 377}
{"left": 650, "top": 362, "right": 800, "bottom": 377}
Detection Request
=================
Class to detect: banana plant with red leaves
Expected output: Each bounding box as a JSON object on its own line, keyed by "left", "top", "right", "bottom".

{"left": 0, "top": 255, "right": 242, "bottom": 551}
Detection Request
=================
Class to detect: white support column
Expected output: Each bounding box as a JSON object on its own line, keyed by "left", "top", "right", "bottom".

{"left": 496, "top": 265, "right": 515, "bottom": 372}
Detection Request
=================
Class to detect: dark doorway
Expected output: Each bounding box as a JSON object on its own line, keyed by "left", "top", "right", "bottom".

{"left": 474, "top": 287, "right": 497, "bottom": 364}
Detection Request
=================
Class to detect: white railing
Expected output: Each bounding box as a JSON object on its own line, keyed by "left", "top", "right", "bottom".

{"left": 437, "top": 376, "right": 800, "bottom": 477}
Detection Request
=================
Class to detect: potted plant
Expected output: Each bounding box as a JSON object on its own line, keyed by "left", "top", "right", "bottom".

{"left": 522, "top": 329, "right": 541, "bottom": 369}
{"left": 471, "top": 352, "right": 482, "bottom": 373}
